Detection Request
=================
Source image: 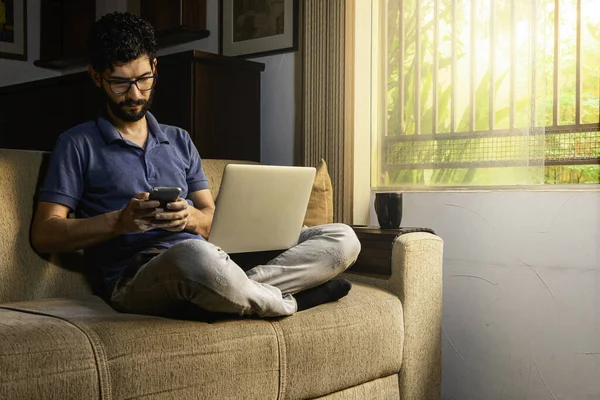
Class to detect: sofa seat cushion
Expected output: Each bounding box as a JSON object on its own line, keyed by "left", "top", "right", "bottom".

{"left": 0, "top": 307, "right": 100, "bottom": 399}
{"left": 276, "top": 284, "right": 404, "bottom": 400}
{"left": 1, "top": 296, "right": 281, "bottom": 400}
{"left": 0, "top": 283, "right": 403, "bottom": 400}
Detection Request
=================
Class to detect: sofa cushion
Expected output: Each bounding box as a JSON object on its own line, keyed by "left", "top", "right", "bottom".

{"left": 313, "top": 375, "right": 400, "bottom": 399}
{"left": 1, "top": 296, "right": 281, "bottom": 400}
{"left": 0, "top": 283, "right": 403, "bottom": 400}
{"left": 275, "top": 284, "right": 404, "bottom": 400}
{"left": 0, "top": 308, "right": 99, "bottom": 399}
{"left": 303, "top": 159, "right": 334, "bottom": 227}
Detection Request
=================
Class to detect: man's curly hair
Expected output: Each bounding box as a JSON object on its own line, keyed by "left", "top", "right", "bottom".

{"left": 88, "top": 12, "right": 158, "bottom": 72}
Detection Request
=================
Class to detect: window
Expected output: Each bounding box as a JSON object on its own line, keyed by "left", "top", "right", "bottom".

{"left": 373, "top": 0, "right": 600, "bottom": 187}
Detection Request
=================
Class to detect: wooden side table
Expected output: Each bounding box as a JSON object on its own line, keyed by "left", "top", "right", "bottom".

{"left": 348, "top": 225, "right": 436, "bottom": 277}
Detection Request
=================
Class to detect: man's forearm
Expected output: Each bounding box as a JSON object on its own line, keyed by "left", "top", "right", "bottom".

{"left": 33, "top": 211, "right": 122, "bottom": 254}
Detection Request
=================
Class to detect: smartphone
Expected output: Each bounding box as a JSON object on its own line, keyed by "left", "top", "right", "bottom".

{"left": 148, "top": 186, "right": 182, "bottom": 209}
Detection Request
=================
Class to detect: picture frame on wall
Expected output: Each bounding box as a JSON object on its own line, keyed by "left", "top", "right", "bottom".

{"left": 219, "top": 0, "right": 298, "bottom": 59}
{"left": 0, "top": 0, "right": 27, "bottom": 60}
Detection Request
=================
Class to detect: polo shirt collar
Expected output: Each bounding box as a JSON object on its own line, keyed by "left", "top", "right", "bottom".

{"left": 145, "top": 112, "right": 170, "bottom": 144}
{"left": 96, "top": 109, "right": 170, "bottom": 146}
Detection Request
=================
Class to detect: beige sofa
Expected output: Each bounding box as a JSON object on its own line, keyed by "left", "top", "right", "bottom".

{"left": 0, "top": 148, "right": 443, "bottom": 400}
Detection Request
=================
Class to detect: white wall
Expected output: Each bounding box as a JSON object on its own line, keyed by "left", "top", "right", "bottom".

{"left": 0, "top": 0, "right": 219, "bottom": 87}
{"left": 369, "top": 190, "right": 600, "bottom": 399}
{"left": 253, "top": 53, "right": 297, "bottom": 166}
{"left": 357, "top": 0, "right": 600, "bottom": 394}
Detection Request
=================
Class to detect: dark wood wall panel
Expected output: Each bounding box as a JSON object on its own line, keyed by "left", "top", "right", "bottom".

{"left": 182, "top": 0, "right": 207, "bottom": 29}
{"left": 151, "top": 52, "right": 194, "bottom": 134}
{"left": 39, "top": 0, "right": 63, "bottom": 62}
{"left": 140, "top": 0, "right": 182, "bottom": 33}
{"left": 63, "top": 1, "right": 96, "bottom": 59}
{"left": 204, "top": 66, "right": 261, "bottom": 161}
{"left": 0, "top": 73, "right": 103, "bottom": 151}
{"left": 192, "top": 62, "right": 262, "bottom": 161}
{"left": 0, "top": 50, "right": 264, "bottom": 162}
{"left": 38, "top": 0, "right": 96, "bottom": 63}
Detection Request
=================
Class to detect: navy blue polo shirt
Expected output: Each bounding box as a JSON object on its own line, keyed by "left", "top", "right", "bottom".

{"left": 38, "top": 111, "right": 209, "bottom": 292}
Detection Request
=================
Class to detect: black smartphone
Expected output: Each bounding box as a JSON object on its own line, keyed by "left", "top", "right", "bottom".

{"left": 148, "top": 186, "right": 182, "bottom": 209}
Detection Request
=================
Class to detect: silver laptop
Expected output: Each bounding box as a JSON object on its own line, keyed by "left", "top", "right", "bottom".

{"left": 207, "top": 164, "right": 316, "bottom": 253}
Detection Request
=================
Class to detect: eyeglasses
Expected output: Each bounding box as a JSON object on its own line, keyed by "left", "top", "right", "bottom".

{"left": 102, "top": 75, "right": 158, "bottom": 94}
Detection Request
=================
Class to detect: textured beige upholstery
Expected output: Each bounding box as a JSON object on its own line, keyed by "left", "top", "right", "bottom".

{"left": 0, "top": 148, "right": 443, "bottom": 399}
{"left": 0, "top": 308, "right": 99, "bottom": 399}
{"left": 1, "top": 297, "right": 281, "bottom": 400}
{"left": 0, "top": 150, "right": 91, "bottom": 303}
{"left": 201, "top": 159, "right": 259, "bottom": 200}
{"left": 313, "top": 375, "right": 400, "bottom": 399}
{"left": 1, "top": 286, "right": 403, "bottom": 400}
{"left": 278, "top": 285, "right": 404, "bottom": 400}
{"left": 343, "top": 232, "right": 444, "bottom": 400}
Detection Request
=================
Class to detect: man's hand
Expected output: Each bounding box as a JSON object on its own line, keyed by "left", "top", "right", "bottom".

{"left": 117, "top": 192, "right": 164, "bottom": 233}
{"left": 152, "top": 197, "right": 191, "bottom": 232}
{"left": 118, "top": 193, "right": 207, "bottom": 235}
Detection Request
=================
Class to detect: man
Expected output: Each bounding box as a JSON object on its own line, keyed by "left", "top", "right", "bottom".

{"left": 31, "top": 12, "right": 360, "bottom": 319}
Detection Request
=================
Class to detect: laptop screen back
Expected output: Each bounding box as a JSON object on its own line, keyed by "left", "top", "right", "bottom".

{"left": 207, "top": 164, "right": 316, "bottom": 253}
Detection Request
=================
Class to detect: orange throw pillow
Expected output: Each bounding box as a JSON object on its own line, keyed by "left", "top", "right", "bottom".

{"left": 303, "top": 159, "right": 334, "bottom": 226}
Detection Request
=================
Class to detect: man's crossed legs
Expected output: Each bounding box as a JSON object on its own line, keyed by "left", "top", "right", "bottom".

{"left": 111, "top": 223, "right": 361, "bottom": 318}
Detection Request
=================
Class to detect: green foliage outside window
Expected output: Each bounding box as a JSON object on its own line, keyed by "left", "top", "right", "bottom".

{"left": 380, "top": 0, "right": 600, "bottom": 186}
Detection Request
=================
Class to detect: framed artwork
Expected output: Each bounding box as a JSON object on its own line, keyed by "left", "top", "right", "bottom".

{"left": 0, "top": 0, "right": 27, "bottom": 60}
{"left": 220, "top": 0, "right": 298, "bottom": 58}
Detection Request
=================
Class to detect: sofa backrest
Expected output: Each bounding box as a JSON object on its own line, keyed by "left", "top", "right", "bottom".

{"left": 0, "top": 148, "right": 258, "bottom": 303}
{"left": 201, "top": 159, "right": 259, "bottom": 200}
{"left": 0, "top": 149, "right": 92, "bottom": 303}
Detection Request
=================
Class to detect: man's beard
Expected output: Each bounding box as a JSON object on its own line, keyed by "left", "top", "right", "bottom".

{"left": 105, "top": 88, "right": 155, "bottom": 123}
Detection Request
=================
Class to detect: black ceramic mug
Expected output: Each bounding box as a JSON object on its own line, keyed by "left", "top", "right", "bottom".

{"left": 374, "top": 192, "right": 403, "bottom": 229}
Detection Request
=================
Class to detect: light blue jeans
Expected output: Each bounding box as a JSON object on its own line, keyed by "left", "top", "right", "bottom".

{"left": 110, "top": 223, "right": 361, "bottom": 318}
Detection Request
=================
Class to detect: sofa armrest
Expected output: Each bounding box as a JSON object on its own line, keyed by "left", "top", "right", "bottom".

{"left": 342, "top": 232, "right": 443, "bottom": 400}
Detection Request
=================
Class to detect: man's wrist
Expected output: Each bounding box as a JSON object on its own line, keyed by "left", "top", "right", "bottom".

{"left": 186, "top": 207, "right": 212, "bottom": 237}
{"left": 184, "top": 207, "right": 201, "bottom": 234}
{"left": 109, "top": 210, "right": 125, "bottom": 236}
